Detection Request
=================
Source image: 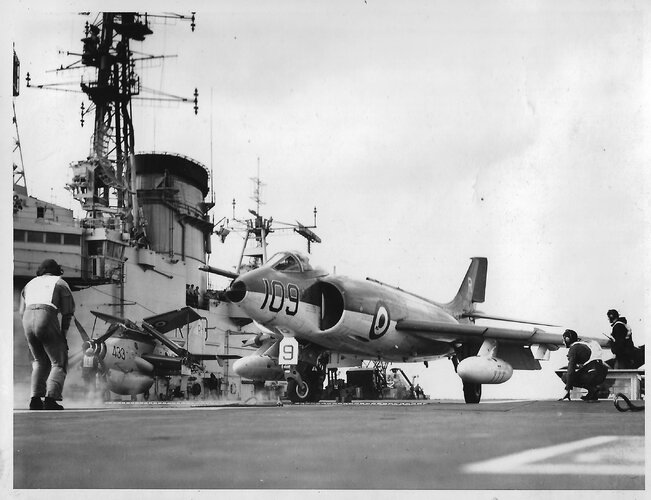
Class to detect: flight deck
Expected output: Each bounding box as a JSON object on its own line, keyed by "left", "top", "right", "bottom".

{"left": 13, "top": 399, "right": 644, "bottom": 491}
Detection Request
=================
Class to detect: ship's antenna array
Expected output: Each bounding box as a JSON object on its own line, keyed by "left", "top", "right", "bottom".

{"left": 210, "top": 87, "right": 215, "bottom": 205}
{"left": 251, "top": 157, "right": 265, "bottom": 215}
{"left": 12, "top": 46, "right": 28, "bottom": 201}
{"left": 24, "top": 12, "right": 198, "bottom": 235}
{"left": 215, "top": 161, "right": 321, "bottom": 274}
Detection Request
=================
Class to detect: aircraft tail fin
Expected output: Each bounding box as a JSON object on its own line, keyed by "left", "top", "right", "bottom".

{"left": 445, "top": 257, "right": 487, "bottom": 314}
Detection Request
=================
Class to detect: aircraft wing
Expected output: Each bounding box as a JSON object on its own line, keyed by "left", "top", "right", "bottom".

{"left": 395, "top": 319, "right": 565, "bottom": 346}
{"left": 186, "top": 353, "right": 241, "bottom": 369}
{"left": 91, "top": 310, "right": 139, "bottom": 331}
{"left": 192, "top": 354, "right": 242, "bottom": 360}
{"left": 395, "top": 320, "right": 563, "bottom": 370}
{"left": 184, "top": 352, "right": 242, "bottom": 369}
{"left": 140, "top": 353, "right": 241, "bottom": 375}
{"left": 89, "top": 311, "right": 137, "bottom": 344}
{"left": 143, "top": 307, "right": 203, "bottom": 333}
{"left": 141, "top": 353, "right": 183, "bottom": 372}
{"left": 460, "top": 311, "right": 559, "bottom": 327}
{"left": 396, "top": 319, "right": 610, "bottom": 349}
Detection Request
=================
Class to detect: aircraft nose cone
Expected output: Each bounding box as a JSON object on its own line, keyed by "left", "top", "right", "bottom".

{"left": 226, "top": 279, "right": 247, "bottom": 303}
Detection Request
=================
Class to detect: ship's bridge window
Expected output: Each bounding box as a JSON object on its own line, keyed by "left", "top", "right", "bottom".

{"left": 45, "top": 232, "right": 61, "bottom": 244}
{"left": 27, "top": 231, "right": 44, "bottom": 243}
{"left": 87, "top": 241, "right": 104, "bottom": 256}
{"left": 63, "top": 234, "right": 81, "bottom": 246}
{"left": 106, "top": 241, "right": 125, "bottom": 260}
{"left": 266, "top": 251, "right": 313, "bottom": 272}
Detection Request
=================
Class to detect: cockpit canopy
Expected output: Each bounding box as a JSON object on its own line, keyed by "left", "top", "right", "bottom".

{"left": 265, "top": 251, "right": 314, "bottom": 273}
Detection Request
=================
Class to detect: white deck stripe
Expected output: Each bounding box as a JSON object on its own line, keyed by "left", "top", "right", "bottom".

{"left": 463, "top": 436, "right": 644, "bottom": 475}
{"left": 506, "top": 464, "right": 646, "bottom": 476}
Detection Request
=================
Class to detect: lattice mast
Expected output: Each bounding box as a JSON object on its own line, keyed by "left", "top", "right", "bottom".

{"left": 62, "top": 13, "right": 198, "bottom": 233}
{"left": 12, "top": 46, "right": 28, "bottom": 198}
{"left": 66, "top": 14, "right": 153, "bottom": 229}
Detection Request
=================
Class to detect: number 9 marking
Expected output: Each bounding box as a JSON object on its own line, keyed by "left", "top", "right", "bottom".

{"left": 285, "top": 283, "right": 299, "bottom": 316}
{"left": 279, "top": 337, "right": 299, "bottom": 365}
{"left": 282, "top": 344, "right": 294, "bottom": 360}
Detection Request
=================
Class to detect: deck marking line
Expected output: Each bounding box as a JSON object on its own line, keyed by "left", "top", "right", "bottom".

{"left": 463, "top": 435, "right": 644, "bottom": 476}
{"left": 13, "top": 406, "right": 266, "bottom": 413}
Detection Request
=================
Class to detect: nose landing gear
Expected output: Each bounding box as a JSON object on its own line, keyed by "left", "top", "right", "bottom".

{"left": 285, "top": 361, "right": 325, "bottom": 403}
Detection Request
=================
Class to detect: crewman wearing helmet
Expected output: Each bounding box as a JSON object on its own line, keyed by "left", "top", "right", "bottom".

{"left": 606, "top": 309, "right": 638, "bottom": 369}
{"left": 559, "top": 329, "right": 609, "bottom": 402}
{"left": 19, "top": 259, "right": 75, "bottom": 410}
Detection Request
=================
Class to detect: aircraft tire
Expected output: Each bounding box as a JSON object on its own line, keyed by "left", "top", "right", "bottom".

{"left": 463, "top": 382, "right": 482, "bottom": 404}
{"left": 288, "top": 373, "right": 324, "bottom": 403}
{"left": 288, "top": 379, "right": 311, "bottom": 403}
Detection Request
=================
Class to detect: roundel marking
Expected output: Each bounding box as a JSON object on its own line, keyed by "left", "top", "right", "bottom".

{"left": 369, "top": 302, "right": 391, "bottom": 340}
{"left": 154, "top": 320, "right": 168, "bottom": 329}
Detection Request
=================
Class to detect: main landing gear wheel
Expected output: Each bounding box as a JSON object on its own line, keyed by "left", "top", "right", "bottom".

{"left": 287, "top": 364, "right": 325, "bottom": 403}
{"left": 288, "top": 379, "right": 310, "bottom": 402}
{"left": 463, "top": 382, "right": 482, "bottom": 404}
{"left": 288, "top": 378, "right": 322, "bottom": 403}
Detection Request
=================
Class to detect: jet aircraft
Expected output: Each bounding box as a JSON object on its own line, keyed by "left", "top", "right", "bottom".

{"left": 225, "top": 251, "right": 608, "bottom": 403}
{"left": 74, "top": 307, "right": 240, "bottom": 397}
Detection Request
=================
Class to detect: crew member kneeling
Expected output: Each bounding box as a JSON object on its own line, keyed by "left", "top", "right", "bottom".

{"left": 19, "top": 259, "right": 75, "bottom": 410}
{"left": 560, "top": 329, "right": 608, "bottom": 402}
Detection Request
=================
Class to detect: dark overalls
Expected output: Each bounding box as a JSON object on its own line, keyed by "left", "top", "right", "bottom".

{"left": 21, "top": 275, "right": 75, "bottom": 400}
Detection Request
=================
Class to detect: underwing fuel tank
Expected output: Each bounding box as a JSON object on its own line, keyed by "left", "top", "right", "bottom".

{"left": 456, "top": 357, "right": 513, "bottom": 384}
{"left": 233, "top": 354, "right": 285, "bottom": 381}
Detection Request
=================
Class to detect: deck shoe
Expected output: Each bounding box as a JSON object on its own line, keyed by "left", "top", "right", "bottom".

{"left": 581, "top": 390, "right": 599, "bottom": 402}
{"left": 29, "top": 397, "right": 43, "bottom": 410}
{"left": 43, "top": 398, "right": 64, "bottom": 410}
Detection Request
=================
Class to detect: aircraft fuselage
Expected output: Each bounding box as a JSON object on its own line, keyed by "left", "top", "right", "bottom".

{"left": 228, "top": 266, "right": 459, "bottom": 362}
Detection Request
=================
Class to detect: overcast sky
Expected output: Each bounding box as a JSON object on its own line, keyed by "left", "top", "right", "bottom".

{"left": 7, "top": 0, "right": 650, "bottom": 399}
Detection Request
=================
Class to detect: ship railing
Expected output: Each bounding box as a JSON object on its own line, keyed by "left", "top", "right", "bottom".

{"left": 138, "top": 189, "right": 208, "bottom": 221}
{"left": 80, "top": 216, "right": 127, "bottom": 232}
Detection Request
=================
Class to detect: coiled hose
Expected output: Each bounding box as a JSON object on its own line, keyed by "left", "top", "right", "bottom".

{"left": 614, "top": 393, "right": 645, "bottom": 412}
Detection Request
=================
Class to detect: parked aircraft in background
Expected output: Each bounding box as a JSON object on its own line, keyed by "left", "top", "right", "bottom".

{"left": 225, "top": 251, "right": 608, "bottom": 403}
{"left": 74, "top": 307, "right": 240, "bottom": 397}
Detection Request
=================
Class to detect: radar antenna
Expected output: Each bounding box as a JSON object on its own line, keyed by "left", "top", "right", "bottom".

{"left": 215, "top": 161, "right": 321, "bottom": 274}
{"left": 25, "top": 12, "right": 198, "bottom": 234}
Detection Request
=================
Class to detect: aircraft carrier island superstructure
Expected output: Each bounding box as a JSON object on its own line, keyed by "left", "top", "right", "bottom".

{"left": 13, "top": 13, "right": 263, "bottom": 405}
{"left": 14, "top": 150, "right": 263, "bottom": 403}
